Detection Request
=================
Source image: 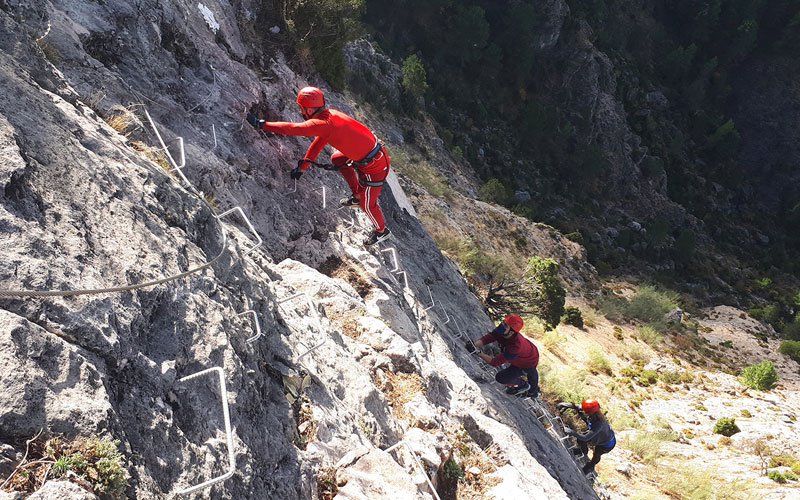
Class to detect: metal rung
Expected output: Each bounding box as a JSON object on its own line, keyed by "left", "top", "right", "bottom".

{"left": 216, "top": 206, "right": 263, "bottom": 254}
{"left": 211, "top": 124, "right": 217, "bottom": 149}
{"left": 177, "top": 367, "right": 235, "bottom": 495}
{"left": 238, "top": 310, "right": 262, "bottom": 343}
{"left": 277, "top": 293, "right": 320, "bottom": 319}
{"left": 420, "top": 286, "right": 435, "bottom": 312}
{"left": 312, "top": 186, "right": 326, "bottom": 210}
{"left": 383, "top": 441, "right": 441, "bottom": 500}
{"left": 296, "top": 338, "right": 327, "bottom": 363}
{"left": 380, "top": 247, "right": 400, "bottom": 272}
{"left": 145, "top": 110, "right": 195, "bottom": 192}
{"left": 394, "top": 270, "right": 409, "bottom": 290}
{"left": 438, "top": 305, "right": 451, "bottom": 326}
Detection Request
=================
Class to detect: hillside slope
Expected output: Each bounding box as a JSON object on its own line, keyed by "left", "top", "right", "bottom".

{"left": 0, "top": 1, "right": 598, "bottom": 499}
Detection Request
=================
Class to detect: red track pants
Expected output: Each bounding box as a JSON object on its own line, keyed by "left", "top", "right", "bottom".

{"left": 331, "top": 149, "right": 390, "bottom": 232}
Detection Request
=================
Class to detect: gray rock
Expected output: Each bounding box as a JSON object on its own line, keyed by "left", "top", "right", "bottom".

{"left": 28, "top": 481, "right": 97, "bottom": 500}
{"left": 645, "top": 91, "right": 669, "bottom": 110}
{"left": 664, "top": 307, "right": 684, "bottom": 324}
{"left": 334, "top": 449, "right": 425, "bottom": 500}
{"left": 513, "top": 190, "right": 532, "bottom": 203}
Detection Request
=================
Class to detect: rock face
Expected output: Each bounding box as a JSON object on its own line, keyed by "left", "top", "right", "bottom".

{"left": 0, "top": 1, "right": 596, "bottom": 500}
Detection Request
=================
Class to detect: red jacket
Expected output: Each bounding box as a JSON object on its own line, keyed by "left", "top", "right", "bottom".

{"left": 479, "top": 325, "right": 539, "bottom": 368}
{"left": 261, "top": 109, "right": 381, "bottom": 173}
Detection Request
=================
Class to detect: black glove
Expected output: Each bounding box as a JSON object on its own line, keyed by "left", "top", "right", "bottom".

{"left": 465, "top": 340, "right": 478, "bottom": 354}
{"left": 290, "top": 168, "right": 303, "bottom": 180}
{"left": 556, "top": 402, "right": 576, "bottom": 411}
{"left": 246, "top": 113, "right": 265, "bottom": 129}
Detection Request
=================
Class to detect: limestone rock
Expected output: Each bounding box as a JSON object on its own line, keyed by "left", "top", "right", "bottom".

{"left": 334, "top": 449, "right": 427, "bottom": 500}
{"left": 27, "top": 481, "right": 97, "bottom": 500}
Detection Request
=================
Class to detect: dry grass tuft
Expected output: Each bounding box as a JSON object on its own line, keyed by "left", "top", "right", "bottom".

{"left": 316, "top": 466, "right": 338, "bottom": 500}
{"left": 317, "top": 256, "right": 372, "bottom": 297}
{"left": 325, "top": 308, "right": 366, "bottom": 340}
{"left": 104, "top": 106, "right": 140, "bottom": 136}
{"left": 376, "top": 371, "right": 423, "bottom": 422}
{"left": 129, "top": 140, "right": 171, "bottom": 171}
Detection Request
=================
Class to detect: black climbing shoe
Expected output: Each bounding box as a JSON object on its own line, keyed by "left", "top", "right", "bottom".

{"left": 364, "top": 228, "right": 391, "bottom": 246}
{"left": 340, "top": 195, "right": 360, "bottom": 207}
{"left": 505, "top": 382, "right": 530, "bottom": 397}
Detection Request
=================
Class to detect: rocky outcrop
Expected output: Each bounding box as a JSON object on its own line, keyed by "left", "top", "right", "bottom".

{"left": 0, "top": 1, "right": 597, "bottom": 499}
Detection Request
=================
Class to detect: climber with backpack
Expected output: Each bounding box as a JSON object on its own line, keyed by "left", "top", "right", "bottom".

{"left": 557, "top": 399, "right": 616, "bottom": 475}
{"left": 246, "top": 86, "right": 392, "bottom": 246}
{"left": 465, "top": 313, "right": 540, "bottom": 398}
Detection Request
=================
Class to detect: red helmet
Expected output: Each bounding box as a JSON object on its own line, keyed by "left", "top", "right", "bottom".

{"left": 504, "top": 313, "right": 523, "bottom": 332}
{"left": 296, "top": 86, "right": 325, "bottom": 107}
{"left": 581, "top": 399, "right": 600, "bottom": 413}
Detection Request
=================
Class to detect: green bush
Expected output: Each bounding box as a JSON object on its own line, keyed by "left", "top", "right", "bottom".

{"left": 769, "top": 455, "right": 796, "bottom": 468}
{"left": 587, "top": 348, "right": 612, "bottom": 375}
{"left": 783, "top": 320, "right": 800, "bottom": 341}
{"left": 284, "top": 0, "right": 365, "bottom": 90}
{"left": 792, "top": 461, "right": 800, "bottom": 476}
{"left": 401, "top": 54, "right": 428, "bottom": 99}
{"left": 562, "top": 306, "right": 584, "bottom": 328}
{"left": 767, "top": 470, "right": 798, "bottom": 483}
{"left": 627, "top": 286, "right": 679, "bottom": 323}
{"left": 478, "top": 178, "right": 511, "bottom": 205}
{"left": 565, "top": 232, "right": 584, "bottom": 245}
{"left": 739, "top": 360, "right": 778, "bottom": 390}
{"left": 517, "top": 257, "right": 565, "bottom": 331}
{"left": 637, "top": 325, "right": 663, "bottom": 346}
{"left": 713, "top": 417, "right": 740, "bottom": 437}
{"left": 442, "top": 457, "right": 463, "bottom": 479}
{"left": 779, "top": 340, "right": 800, "bottom": 362}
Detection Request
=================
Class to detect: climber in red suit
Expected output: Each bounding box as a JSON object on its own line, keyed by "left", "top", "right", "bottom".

{"left": 246, "top": 87, "right": 391, "bottom": 246}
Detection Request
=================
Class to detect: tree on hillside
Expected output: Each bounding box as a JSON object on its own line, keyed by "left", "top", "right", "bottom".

{"left": 480, "top": 256, "right": 566, "bottom": 330}
{"left": 401, "top": 54, "right": 428, "bottom": 99}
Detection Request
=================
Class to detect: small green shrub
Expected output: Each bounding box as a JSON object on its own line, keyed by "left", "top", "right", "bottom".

{"left": 713, "top": 417, "right": 740, "bottom": 437}
{"left": 720, "top": 340, "right": 733, "bottom": 348}
{"left": 613, "top": 325, "right": 624, "bottom": 340}
{"left": 478, "top": 178, "right": 511, "bottom": 205}
{"left": 565, "top": 232, "right": 584, "bottom": 244}
{"left": 638, "top": 369, "right": 659, "bottom": 386}
{"left": 769, "top": 455, "right": 796, "bottom": 467}
{"left": 767, "top": 469, "right": 798, "bottom": 482}
{"left": 442, "top": 457, "right": 463, "bottom": 479}
{"left": 778, "top": 340, "right": 800, "bottom": 362}
{"left": 637, "top": 325, "right": 663, "bottom": 346}
{"left": 626, "top": 345, "right": 649, "bottom": 363}
{"left": 792, "top": 461, "right": 800, "bottom": 476}
{"left": 739, "top": 360, "right": 778, "bottom": 390}
{"left": 659, "top": 371, "right": 682, "bottom": 384}
{"left": 562, "top": 306, "right": 584, "bottom": 328}
{"left": 587, "top": 348, "right": 612, "bottom": 375}
{"left": 621, "top": 431, "right": 665, "bottom": 464}
{"left": 539, "top": 365, "right": 589, "bottom": 404}
{"left": 740, "top": 409, "right": 752, "bottom": 418}
{"left": 627, "top": 286, "right": 679, "bottom": 324}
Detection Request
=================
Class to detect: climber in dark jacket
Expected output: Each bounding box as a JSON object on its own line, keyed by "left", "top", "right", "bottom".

{"left": 465, "top": 313, "right": 540, "bottom": 397}
{"left": 557, "top": 398, "right": 616, "bottom": 474}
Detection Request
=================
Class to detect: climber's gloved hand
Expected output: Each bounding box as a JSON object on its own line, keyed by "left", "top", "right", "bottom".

{"left": 556, "top": 402, "right": 575, "bottom": 411}
{"left": 290, "top": 168, "right": 304, "bottom": 180}
{"left": 563, "top": 426, "right": 572, "bottom": 435}
{"left": 246, "top": 113, "right": 265, "bottom": 130}
{"left": 297, "top": 158, "right": 313, "bottom": 171}
{"left": 465, "top": 340, "right": 478, "bottom": 354}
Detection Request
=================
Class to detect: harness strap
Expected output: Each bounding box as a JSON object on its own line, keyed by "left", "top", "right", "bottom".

{"left": 351, "top": 138, "right": 382, "bottom": 165}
